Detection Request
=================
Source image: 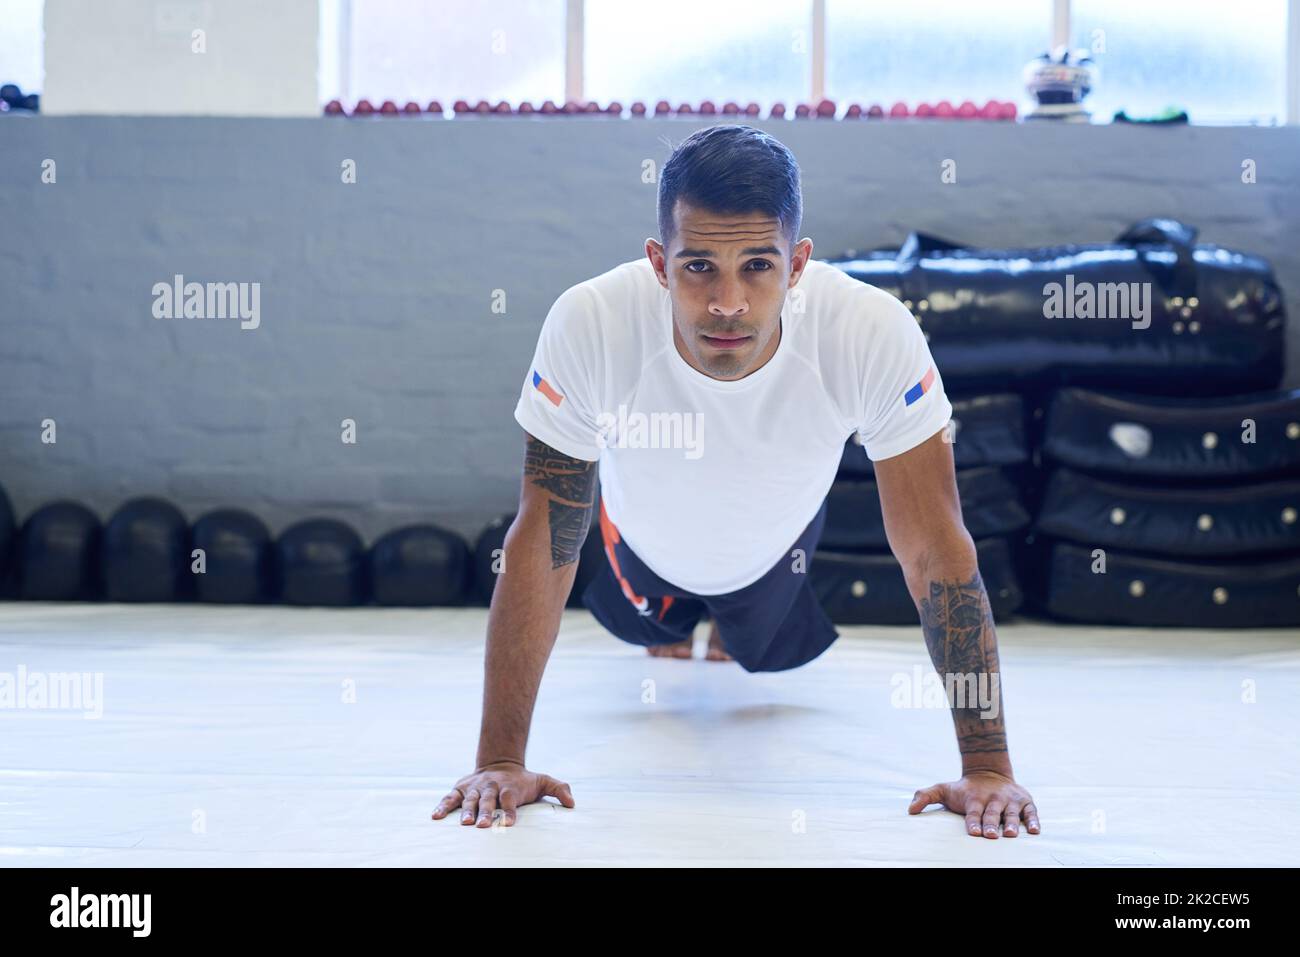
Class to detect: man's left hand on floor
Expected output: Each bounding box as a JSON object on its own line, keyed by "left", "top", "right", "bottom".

{"left": 907, "top": 771, "right": 1041, "bottom": 838}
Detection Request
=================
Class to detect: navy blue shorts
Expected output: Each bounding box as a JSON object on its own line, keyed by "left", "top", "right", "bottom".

{"left": 582, "top": 498, "right": 839, "bottom": 673}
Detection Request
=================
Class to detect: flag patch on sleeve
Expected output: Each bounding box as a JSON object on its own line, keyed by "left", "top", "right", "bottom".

{"left": 532, "top": 369, "right": 564, "bottom": 407}
{"left": 903, "top": 364, "right": 936, "bottom": 406}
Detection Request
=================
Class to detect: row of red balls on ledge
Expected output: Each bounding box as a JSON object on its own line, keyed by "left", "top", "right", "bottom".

{"left": 323, "top": 98, "right": 1019, "bottom": 120}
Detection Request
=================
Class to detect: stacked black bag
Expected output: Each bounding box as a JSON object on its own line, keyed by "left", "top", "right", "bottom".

{"left": 813, "top": 395, "right": 1030, "bottom": 624}
{"left": 821, "top": 217, "right": 1295, "bottom": 627}
{"left": 1031, "top": 388, "right": 1300, "bottom": 626}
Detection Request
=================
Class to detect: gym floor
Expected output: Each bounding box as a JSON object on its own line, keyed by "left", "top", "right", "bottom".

{"left": 1, "top": 603, "right": 1294, "bottom": 867}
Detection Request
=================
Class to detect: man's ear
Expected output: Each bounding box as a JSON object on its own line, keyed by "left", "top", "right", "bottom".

{"left": 645, "top": 238, "right": 669, "bottom": 287}
{"left": 789, "top": 237, "right": 814, "bottom": 286}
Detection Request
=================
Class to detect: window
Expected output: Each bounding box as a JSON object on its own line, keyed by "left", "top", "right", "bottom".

{"left": 584, "top": 0, "right": 812, "bottom": 109}
{"left": 0, "top": 0, "right": 44, "bottom": 95}
{"left": 342, "top": 0, "right": 565, "bottom": 106}
{"left": 1070, "top": 0, "right": 1287, "bottom": 124}
{"left": 319, "top": 0, "right": 342, "bottom": 104}
{"left": 826, "top": 0, "right": 1053, "bottom": 108}
{"left": 5, "top": 0, "right": 1269, "bottom": 123}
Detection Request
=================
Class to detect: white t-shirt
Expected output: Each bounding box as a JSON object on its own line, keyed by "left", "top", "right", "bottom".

{"left": 514, "top": 257, "right": 952, "bottom": 595}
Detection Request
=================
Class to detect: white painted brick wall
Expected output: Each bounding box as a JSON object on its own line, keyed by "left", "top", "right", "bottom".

{"left": 0, "top": 118, "right": 1296, "bottom": 543}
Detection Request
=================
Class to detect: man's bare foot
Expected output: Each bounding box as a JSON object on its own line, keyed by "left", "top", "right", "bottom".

{"left": 704, "top": 620, "right": 732, "bottom": 662}
{"left": 647, "top": 638, "right": 693, "bottom": 659}
{"left": 645, "top": 621, "right": 733, "bottom": 661}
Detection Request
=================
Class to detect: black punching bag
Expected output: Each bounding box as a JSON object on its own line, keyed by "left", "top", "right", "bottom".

{"left": 369, "top": 524, "right": 471, "bottom": 606}
{"left": 102, "top": 497, "right": 190, "bottom": 602}
{"left": 0, "top": 481, "right": 16, "bottom": 595}
{"left": 277, "top": 518, "right": 367, "bottom": 606}
{"left": 19, "top": 501, "right": 102, "bottom": 601}
{"left": 192, "top": 508, "right": 274, "bottom": 604}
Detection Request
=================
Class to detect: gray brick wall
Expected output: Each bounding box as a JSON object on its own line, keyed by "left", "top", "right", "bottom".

{"left": 1, "top": 117, "right": 1296, "bottom": 543}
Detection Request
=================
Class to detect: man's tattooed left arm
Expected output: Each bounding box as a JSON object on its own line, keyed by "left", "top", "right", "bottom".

{"left": 917, "top": 566, "right": 1012, "bottom": 775}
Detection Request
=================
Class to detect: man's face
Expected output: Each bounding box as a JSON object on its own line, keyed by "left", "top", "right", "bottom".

{"left": 648, "top": 200, "right": 813, "bottom": 381}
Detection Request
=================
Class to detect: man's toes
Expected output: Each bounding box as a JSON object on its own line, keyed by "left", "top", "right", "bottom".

{"left": 648, "top": 639, "right": 692, "bottom": 659}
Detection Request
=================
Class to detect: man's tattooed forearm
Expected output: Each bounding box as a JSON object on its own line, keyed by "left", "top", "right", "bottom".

{"left": 920, "top": 570, "right": 994, "bottom": 674}
{"left": 958, "top": 729, "right": 1009, "bottom": 754}
{"left": 523, "top": 436, "right": 597, "bottom": 567}
{"left": 918, "top": 569, "right": 1008, "bottom": 757}
{"left": 546, "top": 499, "right": 590, "bottom": 567}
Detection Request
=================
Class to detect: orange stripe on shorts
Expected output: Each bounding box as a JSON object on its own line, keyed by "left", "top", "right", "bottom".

{"left": 599, "top": 499, "right": 650, "bottom": 613}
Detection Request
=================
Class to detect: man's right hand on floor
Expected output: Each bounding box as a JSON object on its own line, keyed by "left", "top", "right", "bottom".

{"left": 432, "top": 761, "right": 575, "bottom": 827}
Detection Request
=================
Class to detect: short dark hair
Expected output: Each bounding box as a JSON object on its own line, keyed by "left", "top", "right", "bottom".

{"left": 657, "top": 125, "right": 803, "bottom": 249}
